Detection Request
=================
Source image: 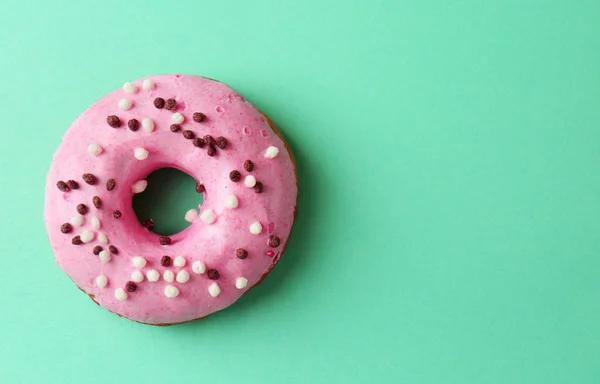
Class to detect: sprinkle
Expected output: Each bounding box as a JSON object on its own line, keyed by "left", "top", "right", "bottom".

{"left": 87, "top": 143, "right": 103, "bottom": 156}
{"left": 153, "top": 97, "right": 165, "bottom": 109}
{"left": 207, "top": 269, "right": 220, "bottom": 280}
{"left": 208, "top": 282, "right": 220, "bottom": 297}
{"left": 264, "top": 146, "right": 280, "bottom": 159}
{"left": 225, "top": 194, "right": 239, "bottom": 209}
{"left": 200, "top": 209, "right": 216, "bottom": 224}
{"left": 159, "top": 236, "right": 172, "bottom": 245}
{"left": 60, "top": 223, "right": 73, "bottom": 234}
{"left": 229, "top": 170, "right": 241, "bottom": 182}
{"left": 70, "top": 215, "right": 84, "bottom": 227}
{"left": 93, "top": 196, "right": 102, "bottom": 209}
{"left": 164, "top": 285, "right": 179, "bottom": 298}
{"left": 170, "top": 124, "right": 181, "bottom": 133}
{"left": 56, "top": 181, "right": 69, "bottom": 192}
{"left": 216, "top": 137, "right": 227, "bottom": 149}
{"left": 243, "top": 160, "right": 254, "bottom": 172}
{"left": 115, "top": 288, "right": 127, "bottom": 301}
{"left": 76, "top": 203, "right": 88, "bottom": 215}
{"left": 142, "top": 79, "right": 154, "bottom": 90}
{"left": 99, "top": 250, "right": 111, "bottom": 263}
{"left": 98, "top": 232, "right": 108, "bottom": 244}
{"left": 266, "top": 250, "right": 275, "bottom": 257}
{"left": 236, "top": 248, "right": 248, "bottom": 259}
{"left": 125, "top": 281, "right": 137, "bottom": 292}
{"left": 108, "top": 245, "right": 118, "bottom": 254}
{"left": 107, "top": 115, "right": 121, "bottom": 128}
{"left": 132, "top": 256, "right": 147, "bottom": 268}
{"left": 96, "top": 275, "right": 108, "bottom": 288}
{"left": 131, "top": 180, "right": 148, "bottom": 194}
{"left": 244, "top": 175, "right": 257, "bottom": 188}
{"left": 193, "top": 112, "right": 206, "bottom": 122}
{"left": 113, "top": 210, "right": 122, "bottom": 219}
{"left": 67, "top": 180, "right": 79, "bottom": 190}
{"left": 142, "top": 118, "right": 155, "bottom": 132}
{"left": 161, "top": 255, "right": 172, "bottom": 266}
{"left": 131, "top": 271, "right": 144, "bottom": 283}
{"left": 118, "top": 98, "right": 133, "bottom": 110}
{"left": 268, "top": 236, "right": 281, "bottom": 248}
{"left": 165, "top": 98, "right": 177, "bottom": 110}
{"left": 123, "top": 82, "right": 138, "bottom": 94}
{"left": 254, "top": 182, "right": 264, "bottom": 194}
{"left": 163, "top": 270, "right": 174, "bottom": 282}
{"left": 173, "top": 256, "right": 186, "bottom": 267}
{"left": 195, "top": 182, "right": 205, "bottom": 193}
{"left": 91, "top": 216, "right": 101, "bottom": 229}
{"left": 146, "top": 269, "right": 159, "bottom": 282}
{"left": 192, "top": 261, "right": 206, "bottom": 274}
{"left": 182, "top": 130, "right": 195, "bottom": 139}
{"left": 142, "top": 219, "right": 154, "bottom": 231}
{"left": 207, "top": 145, "right": 216, "bottom": 157}
{"left": 184, "top": 209, "right": 198, "bottom": 222}
{"left": 105, "top": 178, "right": 116, "bottom": 191}
{"left": 249, "top": 221, "right": 263, "bottom": 235}
{"left": 93, "top": 246, "right": 103, "bottom": 255}
{"left": 203, "top": 135, "right": 215, "bottom": 145}
{"left": 193, "top": 138, "right": 205, "bottom": 148}
{"left": 82, "top": 173, "right": 98, "bottom": 185}
{"left": 72, "top": 236, "right": 82, "bottom": 245}
{"left": 80, "top": 230, "right": 94, "bottom": 243}
{"left": 176, "top": 270, "right": 190, "bottom": 283}
{"left": 171, "top": 112, "right": 185, "bottom": 124}
{"left": 128, "top": 119, "right": 139, "bottom": 131}
{"left": 134, "top": 147, "right": 149, "bottom": 160}
{"left": 235, "top": 277, "right": 248, "bottom": 289}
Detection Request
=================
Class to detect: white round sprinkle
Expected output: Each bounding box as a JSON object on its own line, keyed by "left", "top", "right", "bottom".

{"left": 131, "top": 180, "right": 148, "bottom": 194}
{"left": 225, "top": 194, "right": 239, "bottom": 209}
{"left": 173, "top": 256, "right": 186, "bottom": 268}
{"left": 96, "top": 275, "right": 108, "bottom": 289}
{"left": 184, "top": 209, "right": 198, "bottom": 223}
{"left": 171, "top": 112, "right": 185, "bottom": 124}
{"left": 164, "top": 285, "right": 179, "bottom": 298}
{"left": 142, "top": 79, "right": 154, "bottom": 91}
{"left": 70, "top": 215, "right": 84, "bottom": 227}
{"left": 118, "top": 98, "right": 133, "bottom": 110}
{"left": 131, "top": 270, "right": 144, "bottom": 283}
{"left": 146, "top": 269, "right": 159, "bottom": 282}
{"left": 163, "top": 270, "right": 174, "bottom": 282}
{"left": 244, "top": 175, "right": 257, "bottom": 188}
{"left": 123, "top": 82, "right": 138, "bottom": 94}
{"left": 249, "top": 221, "right": 263, "bottom": 235}
{"left": 208, "top": 282, "right": 221, "bottom": 297}
{"left": 192, "top": 261, "right": 206, "bottom": 274}
{"left": 264, "top": 146, "right": 280, "bottom": 159}
{"left": 91, "top": 216, "right": 101, "bottom": 230}
{"left": 97, "top": 232, "right": 108, "bottom": 244}
{"left": 132, "top": 256, "right": 147, "bottom": 268}
{"left": 200, "top": 209, "right": 216, "bottom": 224}
{"left": 115, "top": 288, "right": 128, "bottom": 301}
{"left": 176, "top": 270, "right": 190, "bottom": 283}
{"left": 87, "top": 143, "right": 103, "bottom": 156}
{"left": 235, "top": 277, "right": 248, "bottom": 289}
{"left": 141, "top": 118, "right": 155, "bottom": 133}
{"left": 134, "top": 147, "right": 149, "bottom": 160}
{"left": 80, "top": 230, "right": 95, "bottom": 243}
{"left": 99, "top": 250, "right": 111, "bottom": 263}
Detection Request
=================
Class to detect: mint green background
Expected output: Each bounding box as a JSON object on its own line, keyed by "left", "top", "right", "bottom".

{"left": 1, "top": 1, "right": 599, "bottom": 383}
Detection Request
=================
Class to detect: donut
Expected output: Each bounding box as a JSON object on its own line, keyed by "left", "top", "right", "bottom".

{"left": 44, "top": 75, "right": 298, "bottom": 325}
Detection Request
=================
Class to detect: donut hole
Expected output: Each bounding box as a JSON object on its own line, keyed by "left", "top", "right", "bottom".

{"left": 132, "top": 168, "right": 203, "bottom": 236}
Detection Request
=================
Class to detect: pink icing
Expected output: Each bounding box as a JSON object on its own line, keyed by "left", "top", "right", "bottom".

{"left": 44, "top": 75, "right": 298, "bottom": 325}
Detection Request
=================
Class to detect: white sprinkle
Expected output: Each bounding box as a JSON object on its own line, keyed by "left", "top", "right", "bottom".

{"left": 80, "top": 230, "right": 95, "bottom": 243}
{"left": 164, "top": 285, "right": 179, "bottom": 298}
{"left": 176, "top": 270, "right": 190, "bottom": 283}
{"left": 142, "top": 79, "right": 154, "bottom": 91}
{"left": 91, "top": 216, "right": 101, "bottom": 230}
{"left": 131, "top": 180, "right": 148, "bottom": 194}
{"left": 118, "top": 98, "right": 133, "bottom": 110}
{"left": 173, "top": 256, "right": 186, "bottom": 267}
{"left": 249, "top": 221, "right": 263, "bottom": 235}
{"left": 115, "top": 288, "right": 128, "bottom": 301}
{"left": 184, "top": 209, "right": 198, "bottom": 222}
{"left": 146, "top": 269, "right": 159, "bottom": 282}
{"left": 123, "top": 82, "right": 138, "bottom": 94}
{"left": 99, "top": 250, "right": 111, "bottom": 263}
{"left": 171, "top": 112, "right": 185, "bottom": 124}
{"left": 235, "top": 277, "right": 248, "bottom": 289}
{"left": 163, "top": 270, "right": 174, "bottom": 282}
{"left": 134, "top": 147, "right": 148, "bottom": 160}
{"left": 131, "top": 270, "right": 144, "bottom": 283}
{"left": 264, "top": 146, "right": 280, "bottom": 159}
{"left": 141, "top": 118, "right": 155, "bottom": 132}
{"left": 225, "top": 194, "right": 239, "bottom": 209}
{"left": 70, "top": 215, "right": 84, "bottom": 227}
{"left": 208, "top": 282, "right": 221, "bottom": 297}
{"left": 96, "top": 275, "right": 108, "bottom": 289}
{"left": 132, "top": 256, "right": 147, "bottom": 268}
{"left": 97, "top": 232, "right": 108, "bottom": 244}
{"left": 244, "top": 175, "right": 257, "bottom": 188}
{"left": 192, "top": 261, "right": 206, "bottom": 274}
{"left": 87, "top": 143, "right": 103, "bottom": 156}
{"left": 200, "top": 209, "right": 216, "bottom": 224}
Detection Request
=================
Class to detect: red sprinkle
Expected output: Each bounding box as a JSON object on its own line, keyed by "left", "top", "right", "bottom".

{"left": 108, "top": 245, "right": 118, "bottom": 254}
{"left": 266, "top": 250, "right": 275, "bottom": 257}
{"left": 196, "top": 182, "right": 205, "bottom": 193}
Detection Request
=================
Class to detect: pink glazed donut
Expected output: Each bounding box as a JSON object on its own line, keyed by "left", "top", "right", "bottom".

{"left": 44, "top": 75, "right": 298, "bottom": 325}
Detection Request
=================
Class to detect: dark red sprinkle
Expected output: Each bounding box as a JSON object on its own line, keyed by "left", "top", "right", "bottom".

{"left": 243, "top": 160, "right": 254, "bottom": 172}
{"left": 203, "top": 135, "right": 215, "bottom": 145}
{"left": 93, "top": 245, "right": 103, "bottom": 255}
{"left": 93, "top": 196, "right": 102, "bottom": 209}
{"left": 108, "top": 245, "right": 118, "bottom": 254}
{"left": 195, "top": 182, "right": 205, "bottom": 193}
{"left": 229, "top": 170, "right": 241, "bottom": 182}
{"left": 207, "top": 145, "right": 216, "bottom": 157}
{"left": 159, "top": 236, "right": 172, "bottom": 245}
{"left": 268, "top": 236, "right": 281, "bottom": 248}
{"left": 254, "top": 182, "right": 264, "bottom": 194}
{"left": 128, "top": 119, "right": 140, "bottom": 131}
{"left": 60, "top": 223, "right": 73, "bottom": 234}
{"left": 113, "top": 210, "right": 122, "bottom": 219}
{"left": 192, "top": 137, "right": 205, "bottom": 148}
{"left": 106, "top": 179, "right": 116, "bottom": 191}
{"left": 153, "top": 97, "right": 165, "bottom": 109}
{"left": 72, "top": 236, "right": 83, "bottom": 245}
{"left": 125, "top": 281, "right": 137, "bottom": 292}
{"left": 142, "top": 219, "right": 154, "bottom": 231}
{"left": 107, "top": 115, "right": 121, "bottom": 128}
{"left": 207, "top": 269, "right": 220, "bottom": 280}
{"left": 56, "top": 181, "right": 69, "bottom": 192}
{"left": 182, "top": 130, "right": 195, "bottom": 139}
{"left": 165, "top": 98, "right": 177, "bottom": 110}
{"left": 236, "top": 248, "right": 248, "bottom": 259}
{"left": 76, "top": 204, "right": 88, "bottom": 215}
{"left": 160, "top": 255, "right": 172, "bottom": 266}
{"left": 216, "top": 137, "right": 227, "bottom": 149}
{"left": 193, "top": 112, "right": 206, "bottom": 122}
{"left": 170, "top": 124, "right": 181, "bottom": 133}
{"left": 67, "top": 180, "right": 79, "bottom": 189}
{"left": 82, "top": 173, "right": 98, "bottom": 185}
